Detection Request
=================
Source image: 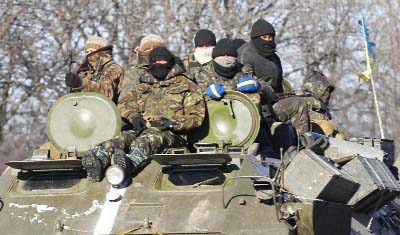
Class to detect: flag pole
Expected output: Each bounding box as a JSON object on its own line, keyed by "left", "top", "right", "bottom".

{"left": 369, "top": 72, "right": 385, "bottom": 139}
{"left": 360, "top": 18, "right": 385, "bottom": 139}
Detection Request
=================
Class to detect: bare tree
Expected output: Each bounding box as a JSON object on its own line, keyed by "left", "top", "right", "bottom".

{"left": 1, "top": 0, "right": 399, "bottom": 171}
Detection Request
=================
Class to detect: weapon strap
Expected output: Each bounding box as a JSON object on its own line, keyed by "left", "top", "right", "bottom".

{"left": 92, "top": 60, "right": 115, "bottom": 81}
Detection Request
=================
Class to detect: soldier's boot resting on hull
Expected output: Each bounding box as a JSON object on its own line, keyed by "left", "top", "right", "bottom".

{"left": 82, "top": 147, "right": 111, "bottom": 182}
{"left": 127, "top": 147, "right": 149, "bottom": 175}
{"left": 112, "top": 149, "right": 133, "bottom": 178}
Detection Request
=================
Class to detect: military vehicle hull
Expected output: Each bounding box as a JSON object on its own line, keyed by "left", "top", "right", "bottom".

{"left": 1, "top": 91, "right": 399, "bottom": 235}
{"left": 0, "top": 155, "right": 293, "bottom": 235}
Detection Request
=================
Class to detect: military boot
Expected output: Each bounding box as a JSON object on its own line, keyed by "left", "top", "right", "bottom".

{"left": 111, "top": 149, "right": 133, "bottom": 178}
{"left": 126, "top": 147, "right": 149, "bottom": 175}
{"left": 82, "top": 147, "right": 111, "bottom": 182}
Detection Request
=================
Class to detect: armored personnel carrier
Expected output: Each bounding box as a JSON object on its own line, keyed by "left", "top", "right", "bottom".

{"left": 0, "top": 91, "right": 399, "bottom": 234}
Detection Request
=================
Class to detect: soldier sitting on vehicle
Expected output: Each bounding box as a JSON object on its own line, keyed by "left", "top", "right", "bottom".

{"left": 65, "top": 35, "right": 124, "bottom": 104}
{"left": 41, "top": 36, "right": 124, "bottom": 159}
{"left": 302, "top": 71, "right": 345, "bottom": 139}
{"left": 195, "top": 38, "right": 261, "bottom": 106}
{"left": 119, "top": 34, "right": 165, "bottom": 99}
{"left": 184, "top": 29, "right": 217, "bottom": 81}
{"left": 238, "top": 19, "right": 283, "bottom": 96}
{"left": 81, "top": 47, "right": 205, "bottom": 182}
{"left": 238, "top": 19, "right": 311, "bottom": 138}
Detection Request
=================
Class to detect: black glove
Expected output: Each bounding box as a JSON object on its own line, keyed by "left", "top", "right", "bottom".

{"left": 149, "top": 117, "right": 174, "bottom": 130}
{"left": 130, "top": 115, "right": 146, "bottom": 132}
{"left": 65, "top": 72, "right": 82, "bottom": 88}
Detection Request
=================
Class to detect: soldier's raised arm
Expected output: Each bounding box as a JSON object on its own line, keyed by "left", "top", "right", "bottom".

{"left": 65, "top": 36, "right": 124, "bottom": 103}
{"left": 81, "top": 63, "right": 124, "bottom": 100}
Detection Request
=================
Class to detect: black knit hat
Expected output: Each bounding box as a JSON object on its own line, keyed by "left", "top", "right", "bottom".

{"left": 212, "top": 38, "right": 238, "bottom": 58}
{"left": 149, "top": 47, "right": 175, "bottom": 65}
{"left": 250, "top": 19, "right": 275, "bottom": 39}
{"left": 194, "top": 29, "right": 216, "bottom": 47}
{"left": 232, "top": 38, "right": 246, "bottom": 50}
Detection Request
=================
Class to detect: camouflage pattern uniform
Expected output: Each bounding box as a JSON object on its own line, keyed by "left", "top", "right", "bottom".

{"left": 119, "top": 56, "right": 147, "bottom": 100}
{"left": 195, "top": 62, "right": 262, "bottom": 107}
{"left": 302, "top": 71, "right": 333, "bottom": 120}
{"left": 74, "top": 48, "right": 124, "bottom": 103}
{"left": 194, "top": 59, "right": 275, "bottom": 156}
{"left": 272, "top": 97, "right": 310, "bottom": 134}
{"left": 183, "top": 53, "right": 211, "bottom": 81}
{"left": 121, "top": 55, "right": 185, "bottom": 103}
{"left": 116, "top": 62, "right": 205, "bottom": 155}
{"left": 301, "top": 71, "right": 344, "bottom": 138}
{"left": 119, "top": 34, "right": 166, "bottom": 103}
{"left": 84, "top": 63, "right": 205, "bottom": 180}
{"left": 44, "top": 44, "right": 124, "bottom": 160}
{"left": 237, "top": 41, "right": 310, "bottom": 135}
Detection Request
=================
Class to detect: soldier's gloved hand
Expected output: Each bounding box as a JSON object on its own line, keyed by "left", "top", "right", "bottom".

{"left": 130, "top": 115, "right": 146, "bottom": 132}
{"left": 206, "top": 84, "right": 225, "bottom": 100}
{"left": 237, "top": 77, "right": 259, "bottom": 93}
{"left": 65, "top": 72, "right": 82, "bottom": 88}
{"left": 149, "top": 117, "right": 175, "bottom": 130}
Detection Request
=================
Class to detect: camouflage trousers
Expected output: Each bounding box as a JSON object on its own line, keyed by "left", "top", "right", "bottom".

{"left": 272, "top": 96, "right": 310, "bottom": 134}
{"left": 96, "top": 127, "right": 186, "bottom": 159}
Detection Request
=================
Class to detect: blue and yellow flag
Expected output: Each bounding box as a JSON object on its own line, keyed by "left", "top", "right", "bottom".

{"left": 358, "top": 18, "right": 376, "bottom": 84}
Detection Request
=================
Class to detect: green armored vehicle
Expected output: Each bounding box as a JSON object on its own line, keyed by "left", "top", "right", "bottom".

{"left": 0, "top": 91, "right": 399, "bottom": 235}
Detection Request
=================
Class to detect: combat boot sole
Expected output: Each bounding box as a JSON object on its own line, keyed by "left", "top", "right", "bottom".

{"left": 112, "top": 149, "right": 132, "bottom": 178}
{"left": 82, "top": 151, "right": 104, "bottom": 182}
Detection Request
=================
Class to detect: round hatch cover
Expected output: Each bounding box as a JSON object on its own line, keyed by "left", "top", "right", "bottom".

{"left": 189, "top": 91, "right": 260, "bottom": 149}
{"left": 46, "top": 92, "right": 121, "bottom": 155}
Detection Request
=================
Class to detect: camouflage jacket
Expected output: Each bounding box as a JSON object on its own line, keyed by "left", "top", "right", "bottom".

{"left": 183, "top": 52, "right": 212, "bottom": 81}
{"left": 195, "top": 62, "right": 264, "bottom": 106}
{"left": 194, "top": 59, "right": 277, "bottom": 105}
{"left": 275, "top": 91, "right": 330, "bottom": 120}
{"left": 302, "top": 96, "right": 331, "bottom": 120}
{"left": 302, "top": 71, "right": 334, "bottom": 120}
{"left": 76, "top": 52, "right": 124, "bottom": 103}
{"left": 118, "top": 64, "right": 205, "bottom": 132}
{"left": 121, "top": 55, "right": 187, "bottom": 102}
{"left": 119, "top": 56, "right": 147, "bottom": 100}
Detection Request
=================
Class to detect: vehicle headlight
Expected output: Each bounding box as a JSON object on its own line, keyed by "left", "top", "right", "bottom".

{"left": 105, "top": 165, "right": 125, "bottom": 186}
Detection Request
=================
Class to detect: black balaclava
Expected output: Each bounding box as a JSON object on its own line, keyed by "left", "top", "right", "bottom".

{"left": 194, "top": 29, "right": 217, "bottom": 47}
{"left": 251, "top": 19, "right": 276, "bottom": 58}
{"left": 213, "top": 62, "right": 237, "bottom": 78}
{"left": 232, "top": 38, "right": 246, "bottom": 51}
{"left": 148, "top": 47, "right": 175, "bottom": 80}
{"left": 212, "top": 38, "right": 238, "bottom": 78}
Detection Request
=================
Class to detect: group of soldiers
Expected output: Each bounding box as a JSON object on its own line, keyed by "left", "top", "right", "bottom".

{"left": 64, "top": 19, "right": 343, "bottom": 182}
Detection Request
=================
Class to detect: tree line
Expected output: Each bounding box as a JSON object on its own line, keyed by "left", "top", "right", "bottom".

{"left": 1, "top": 0, "right": 399, "bottom": 171}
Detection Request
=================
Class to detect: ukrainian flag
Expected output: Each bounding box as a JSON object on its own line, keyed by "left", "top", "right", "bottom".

{"left": 358, "top": 17, "right": 376, "bottom": 84}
